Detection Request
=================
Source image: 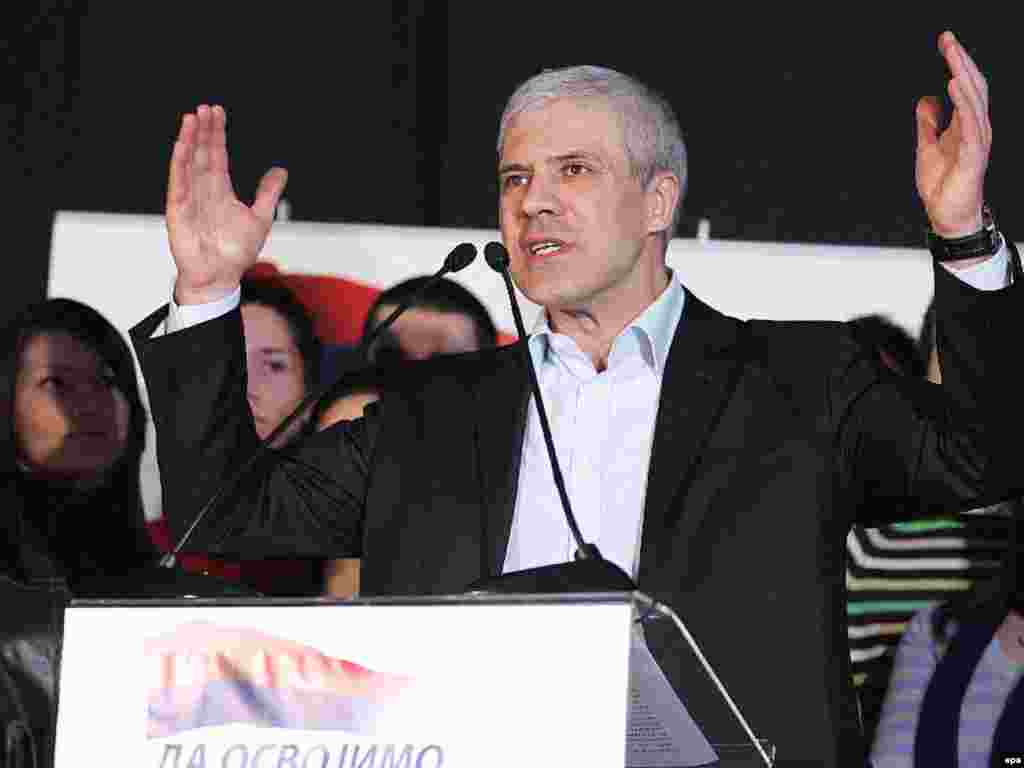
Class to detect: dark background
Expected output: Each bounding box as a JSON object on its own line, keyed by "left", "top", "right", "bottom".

{"left": 4, "top": 4, "right": 1019, "bottom": 327}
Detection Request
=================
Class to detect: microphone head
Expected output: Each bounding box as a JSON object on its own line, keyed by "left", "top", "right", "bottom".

{"left": 444, "top": 242, "right": 477, "bottom": 273}
{"left": 484, "top": 241, "right": 510, "bottom": 272}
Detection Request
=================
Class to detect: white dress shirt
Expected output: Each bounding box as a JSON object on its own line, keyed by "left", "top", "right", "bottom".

{"left": 502, "top": 275, "right": 685, "bottom": 579}
{"left": 164, "top": 249, "right": 1011, "bottom": 579}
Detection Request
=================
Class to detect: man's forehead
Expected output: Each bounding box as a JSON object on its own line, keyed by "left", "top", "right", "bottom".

{"left": 499, "top": 96, "right": 627, "bottom": 164}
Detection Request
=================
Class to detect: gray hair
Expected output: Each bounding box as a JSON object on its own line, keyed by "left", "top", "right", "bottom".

{"left": 497, "top": 65, "right": 687, "bottom": 236}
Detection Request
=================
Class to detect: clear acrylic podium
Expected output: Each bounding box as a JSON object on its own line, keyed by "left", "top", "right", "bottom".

{"left": 54, "top": 592, "right": 773, "bottom": 767}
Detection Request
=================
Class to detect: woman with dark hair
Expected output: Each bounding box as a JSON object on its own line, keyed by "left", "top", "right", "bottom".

{"left": 871, "top": 506, "right": 1024, "bottom": 766}
{"left": 0, "top": 297, "right": 155, "bottom": 768}
{"left": 148, "top": 274, "right": 326, "bottom": 596}
{"left": 235, "top": 275, "right": 324, "bottom": 594}
{"left": 360, "top": 275, "right": 498, "bottom": 365}
{"left": 317, "top": 275, "right": 497, "bottom": 430}
{"left": 0, "top": 298, "right": 155, "bottom": 584}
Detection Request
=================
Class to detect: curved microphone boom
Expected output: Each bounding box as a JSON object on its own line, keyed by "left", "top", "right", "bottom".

{"left": 162, "top": 243, "right": 478, "bottom": 567}
{"left": 483, "top": 242, "right": 592, "bottom": 560}
{"left": 468, "top": 241, "right": 636, "bottom": 593}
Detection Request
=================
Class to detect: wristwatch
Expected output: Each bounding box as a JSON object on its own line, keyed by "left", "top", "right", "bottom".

{"left": 926, "top": 204, "right": 1003, "bottom": 262}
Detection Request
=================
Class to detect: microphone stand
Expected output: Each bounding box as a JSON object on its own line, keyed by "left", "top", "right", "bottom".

{"left": 466, "top": 242, "right": 635, "bottom": 594}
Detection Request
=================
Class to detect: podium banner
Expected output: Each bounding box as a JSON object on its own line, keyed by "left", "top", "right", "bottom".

{"left": 55, "top": 595, "right": 633, "bottom": 768}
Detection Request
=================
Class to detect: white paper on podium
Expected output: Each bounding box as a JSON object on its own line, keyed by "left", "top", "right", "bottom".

{"left": 627, "top": 627, "right": 718, "bottom": 767}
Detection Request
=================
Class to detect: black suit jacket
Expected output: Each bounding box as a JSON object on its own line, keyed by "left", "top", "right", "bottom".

{"left": 132, "top": 261, "right": 1023, "bottom": 768}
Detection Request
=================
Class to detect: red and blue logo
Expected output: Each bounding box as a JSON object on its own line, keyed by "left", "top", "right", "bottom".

{"left": 145, "top": 622, "right": 415, "bottom": 738}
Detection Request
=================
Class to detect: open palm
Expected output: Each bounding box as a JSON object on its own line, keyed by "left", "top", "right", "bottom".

{"left": 166, "top": 105, "right": 287, "bottom": 304}
{"left": 915, "top": 32, "right": 990, "bottom": 239}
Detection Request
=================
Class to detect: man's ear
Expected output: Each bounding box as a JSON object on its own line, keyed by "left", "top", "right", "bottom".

{"left": 646, "top": 171, "right": 681, "bottom": 235}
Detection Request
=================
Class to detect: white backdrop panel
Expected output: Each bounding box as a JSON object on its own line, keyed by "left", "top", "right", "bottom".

{"left": 49, "top": 211, "right": 937, "bottom": 337}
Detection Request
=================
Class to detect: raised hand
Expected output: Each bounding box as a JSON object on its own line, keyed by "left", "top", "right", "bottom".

{"left": 166, "top": 105, "right": 288, "bottom": 304}
{"left": 915, "top": 31, "right": 991, "bottom": 239}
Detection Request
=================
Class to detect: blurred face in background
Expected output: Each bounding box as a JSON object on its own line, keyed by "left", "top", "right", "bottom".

{"left": 14, "top": 331, "right": 130, "bottom": 488}
{"left": 318, "top": 306, "right": 484, "bottom": 432}
{"left": 370, "top": 305, "right": 481, "bottom": 362}
{"left": 242, "top": 302, "right": 309, "bottom": 444}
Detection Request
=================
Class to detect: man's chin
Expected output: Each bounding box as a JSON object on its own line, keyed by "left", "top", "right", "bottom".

{"left": 515, "top": 271, "right": 571, "bottom": 305}
{"left": 519, "top": 281, "right": 594, "bottom": 316}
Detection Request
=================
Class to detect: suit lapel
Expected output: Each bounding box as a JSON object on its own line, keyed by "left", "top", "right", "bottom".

{"left": 639, "top": 292, "right": 746, "bottom": 588}
{"left": 473, "top": 342, "right": 531, "bottom": 578}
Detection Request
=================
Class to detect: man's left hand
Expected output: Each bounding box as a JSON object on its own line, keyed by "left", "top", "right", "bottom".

{"left": 915, "top": 31, "right": 991, "bottom": 242}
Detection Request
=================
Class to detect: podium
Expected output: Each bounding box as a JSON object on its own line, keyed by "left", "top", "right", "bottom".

{"left": 54, "top": 592, "right": 773, "bottom": 767}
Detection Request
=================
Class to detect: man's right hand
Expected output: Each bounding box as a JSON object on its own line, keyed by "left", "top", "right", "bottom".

{"left": 167, "top": 104, "right": 288, "bottom": 305}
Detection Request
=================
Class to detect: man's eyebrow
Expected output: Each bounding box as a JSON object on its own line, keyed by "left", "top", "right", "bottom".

{"left": 554, "top": 150, "right": 602, "bottom": 164}
{"left": 254, "top": 346, "right": 292, "bottom": 356}
{"left": 498, "top": 151, "right": 603, "bottom": 176}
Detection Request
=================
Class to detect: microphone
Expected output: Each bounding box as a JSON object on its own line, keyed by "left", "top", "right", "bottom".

{"left": 444, "top": 241, "right": 478, "bottom": 272}
{"left": 482, "top": 240, "right": 511, "bottom": 271}
{"left": 467, "top": 241, "right": 635, "bottom": 593}
{"left": 161, "top": 242, "right": 478, "bottom": 569}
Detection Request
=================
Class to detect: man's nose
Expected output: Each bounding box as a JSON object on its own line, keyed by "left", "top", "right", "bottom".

{"left": 520, "top": 172, "right": 561, "bottom": 218}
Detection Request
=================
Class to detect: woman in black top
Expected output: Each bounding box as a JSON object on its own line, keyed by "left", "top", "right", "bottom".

{"left": 0, "top": 298, "right": 154, "bottom": 768}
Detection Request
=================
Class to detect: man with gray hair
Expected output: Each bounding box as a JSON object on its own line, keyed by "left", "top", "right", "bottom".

{"left": 133, "top": 31, "right": 1020, "bottom": 766}
{"left": 498, "top": 63, "right": 688, "bottom": 232}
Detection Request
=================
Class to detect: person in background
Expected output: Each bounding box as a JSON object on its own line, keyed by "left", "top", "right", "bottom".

{"left": 148, "top": 275, "right": 325, "bottom": 595}
{"left": 0, "top": 298, "right": 154, "bottom": 586}
{"left": 317, "top": 276, "right": 498, "bottom": 596}
{"left": 316, "top": 276, "right": 498, "bottom": 428}
{"left": 844, "top": 314, "right": 1007, "bottom": 746}
{"left": 0, "top": 298, "right": 155, "bottom": 768}
{"left": 870, "top": 507, "right": 1023, "bottom": 766}
{"left": 848, "top": 314, "right": 926, "bottom": 380}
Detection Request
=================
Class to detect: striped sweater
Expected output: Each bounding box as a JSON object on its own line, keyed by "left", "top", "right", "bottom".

{"left": 847, "top": 518, "right": 1007, "bottom": 677}
{"left": 845, "top": 515, "right": 1008, "bottom": 742}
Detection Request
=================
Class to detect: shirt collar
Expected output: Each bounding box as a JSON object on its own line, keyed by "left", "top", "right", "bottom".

{"left": 527, "top": 270, "right": 686, "bottom": 376}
